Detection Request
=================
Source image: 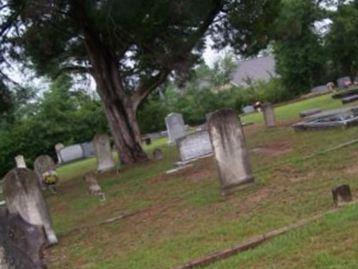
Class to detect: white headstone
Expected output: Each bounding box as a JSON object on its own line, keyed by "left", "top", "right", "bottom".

{"left": 15, "top": 155, "right": 26, "bottom": 168}
{"left": 34, "top": 155, "right": 56, "bottom": 188}
{"left": 208, "top": 109, "right": 253, "bottom": 195}
{"left": 58, "top": 144, "right": 84, "bottom": 163}
{"left": 93, "top": 134, "right": 115, "bottom": 172}
{"left": 242, "top": 105, "right": 255, "bottom": 114}
{"left": 2, "top": 168, "right": 58, "bottom": 245}
{"left": 165, "top": 113, "right": 186, "bottom": 143}
{"left": 177, "top": 131, "right": 213, "bottom": 162}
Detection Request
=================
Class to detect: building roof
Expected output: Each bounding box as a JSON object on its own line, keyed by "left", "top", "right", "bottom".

{"left": 231, "top": 55, "right": 277, "bottom": 86}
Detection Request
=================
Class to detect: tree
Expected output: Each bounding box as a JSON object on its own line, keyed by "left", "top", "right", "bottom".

{"left": 273, "top": 0, "right": 328, "bottom": 94}
{"left": 325, "top": 0, "right": 358, "bottom": 79}
{"left": 1, "top": 0, "right": 280, "bottom": 164}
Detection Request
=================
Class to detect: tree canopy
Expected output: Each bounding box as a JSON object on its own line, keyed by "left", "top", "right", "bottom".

{"left": 0, "top": 0, "right": 281, "bottom": 164}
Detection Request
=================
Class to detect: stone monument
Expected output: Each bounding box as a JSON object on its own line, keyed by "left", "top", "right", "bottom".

{"left": 262, "top": 103, "right": 276, "bottom": 127}
{"left": 93, "top": 134, "right": 115, "bottom": 172}
{"left": 34, "top": 155, "right": 56, "bottom": 188}
{"left": 2, "top": 168, "right": 58, "bottom": 245}
{"left": 208, "top": 109, "right": 254, "bottom": 195}
{"left": 165, "top": 113, "right": 186, "bottom": 143}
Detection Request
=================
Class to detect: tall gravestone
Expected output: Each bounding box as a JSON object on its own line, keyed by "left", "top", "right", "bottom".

{"left": 208, "top": 109, "right": 254, "bottom": 195}
{"left": 165, "top": 113, "right": 186, "bottom": 143}
{"left": 15, "top": 155, "right": 27, "bottom": 168}
{"left": 34, "top": 155, "right": 56, "bottom": 188}
{"left": 54, "top": 143, "right": 64, "bottom": 164}
{"left": 262, "top": 103, "right": 276, "bottom": 127}
{"left": 93, "top": 134, "right": 115, "bottom": 172}
{"left": 2, "top": 168, "right": 58, "bottom": 245}
{"left": 0, "top": 208, "right": 47, "bottom": 269}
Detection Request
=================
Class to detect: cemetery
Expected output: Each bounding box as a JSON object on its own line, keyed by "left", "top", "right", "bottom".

{"left": 0, "top": 93, "right": 356, "bottom": 268}
{"left": 1, "top": 1, "right": 358, "bottom": 268}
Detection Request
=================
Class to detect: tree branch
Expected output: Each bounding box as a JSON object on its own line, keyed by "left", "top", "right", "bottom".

{"left": 55, "top": 65, "right": 93, "bottom": 78}
{"left": 131, "top": 70, "right": 170, "bottom": 111}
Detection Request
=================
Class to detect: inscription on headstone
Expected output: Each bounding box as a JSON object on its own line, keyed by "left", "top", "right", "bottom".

{"left": 165, "top": 113, "right": 186, "bottom": 143}
{"left": 93, "top": 134, "right": 115, "bottom": 172}
{"left": 2, "top": 168, "right": 58, "bottom": 245}
{"left": 208, "top": 109, "right": 254, "bottom": 195}
{"left": 177, "top": 131, "right": 213, "bottom": 162}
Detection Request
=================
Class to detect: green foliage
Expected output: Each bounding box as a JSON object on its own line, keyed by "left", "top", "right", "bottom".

{"left": 0, "top": 75, "right": 108, "bottom": 177}
{"left": 273, "top": 0, "right": 327, "bottom": 94}
{"left": 325, "top": 1, "right": 358, "bottom": 78}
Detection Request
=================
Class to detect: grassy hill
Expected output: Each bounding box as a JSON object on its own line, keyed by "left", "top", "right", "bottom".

{"left": 46, "top": 94, "right": 358, "bottom": 269}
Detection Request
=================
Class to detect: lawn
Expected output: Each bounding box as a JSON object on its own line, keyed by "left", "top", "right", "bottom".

{"left": 46, "top": 93, "right": 358, "bottom": 269}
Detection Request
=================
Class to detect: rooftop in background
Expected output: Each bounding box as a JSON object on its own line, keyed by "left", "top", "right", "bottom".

{"left": 231, "top": 55, "right": 277, "bottom": 87}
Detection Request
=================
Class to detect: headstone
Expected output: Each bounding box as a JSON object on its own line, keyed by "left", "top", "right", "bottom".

{"left": 80, "top": 142, "right": 96, "bottom": 158}
{"left": 0, "top": 208, "right": 47, "bottom": 269}
{"left": 242, "top": 105, "right": 255, "bottom": 114}
{"left": 299, "top": 108, "right": 322, "bottom": 118}
{"left": 93, "top": 134, "right": 115, "bottom": 172}
{"left": 2, "top": 168, "right": 58, "bottom": 245}
{"left": 58, "top": 144, "right": 84, "bottom": 163}
{"left": 262, "top": 103, "right": 276, "bottom": 127}
{"left": 54, "top": 143, "right": 64, "bottom": 163}
{"left": 83, "top": 172, "right": 105, "bottom": 201}
{"left": 311, "top": 85, "right": 329, "bottom": 94}
{"left": 332, "top": 184, "right": 352, "bottom": 206}
{"left": 208, "top": 109, "right": 254, "bottom": 195}
{"left": 165, "top": 113, "right": 186, "bottom": 143}
{"left": 34, "top": 155, "right": 56, "bottom": 188}
{"left": 15, "top": 155, "right": 26, "bottom": 168}
{"left": 152, "top": 148, "right": 164, "bottom": 161}
{"left": 337, "top": 76, "right": 352, "bottom": 89}
{"left": 177, "top": 131, "right": 213, "bottom": 162}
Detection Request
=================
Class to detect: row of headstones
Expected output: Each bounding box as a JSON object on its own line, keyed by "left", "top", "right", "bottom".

{"left": 165, "top": 103, "right": 276, "bottom": 144}
{"left": 165, "top": 106, "right": 276, "bottom": 195}
{"left": 55, "top": 134, "right": 116, "bottom": 172}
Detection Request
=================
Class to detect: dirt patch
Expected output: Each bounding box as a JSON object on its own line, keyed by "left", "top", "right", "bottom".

{"left": 251, "top": 140, "right": 292, "bottom": 157}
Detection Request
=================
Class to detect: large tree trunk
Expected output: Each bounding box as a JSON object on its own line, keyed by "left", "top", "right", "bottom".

{"left": 83, "top": 29, "right": 148, "bottom": 164}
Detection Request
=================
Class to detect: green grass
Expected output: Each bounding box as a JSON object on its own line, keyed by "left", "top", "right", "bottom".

{"left": 242, "top": 93, "right": 345, "bottom": 124}
{"left": 46, "top": 93, "right": 358, "bottom": 269}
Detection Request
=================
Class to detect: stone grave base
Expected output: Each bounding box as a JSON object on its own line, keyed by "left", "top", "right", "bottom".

{"left": 220, "top": 177, "right": 254, "bottom": 196}
{"left": 293, "top": 107, "right": 358, "bottom": 131}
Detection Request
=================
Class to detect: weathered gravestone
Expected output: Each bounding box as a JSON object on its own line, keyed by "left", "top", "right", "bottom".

{"left": 2, "top": 168, "right": 58, "bottom": 245}
{"left": 242, "top": 105, "right": 255, "bottom": 114}
{"left": 262, "top": 103, "right": 276, "bottom": 127}
{"left": 152, "top": 148, "right": 164, "bottom": 161}
{"left": 177, "top": 131, "right": 213, "bottom": 162}
{"left": 57, "top": 144, "right": 84, "bottom": 163}
{"left": 83, "top": 172, "right": 105, "bottom": 201}
{"left": 34, "top": 155, "right": 56, "bottom": 188}
{"left": 54, "top": 143, "right": 64, "bottom": 164}
{"left": 80, "top": 142, "right": 96, "bottom": 158}
{"left": 165, "top": 113, "right": 186, "bottom": 143}
{"left": 208, "top": 109, "right": 254, "bottom": 195}
{"left": 15, "top": 155, "right": 27, "bottom": 168}
{"left": 0, "top": 208, "right": 47, "bottom": 269}
{"left": 337, "top": 76, "right": 352, "bottom": 88}
{"left": 332, "top": 184, "right": 352, "bottom": 206}
{"left": 93, "top": 134, "right": 115, "bottom": 172}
